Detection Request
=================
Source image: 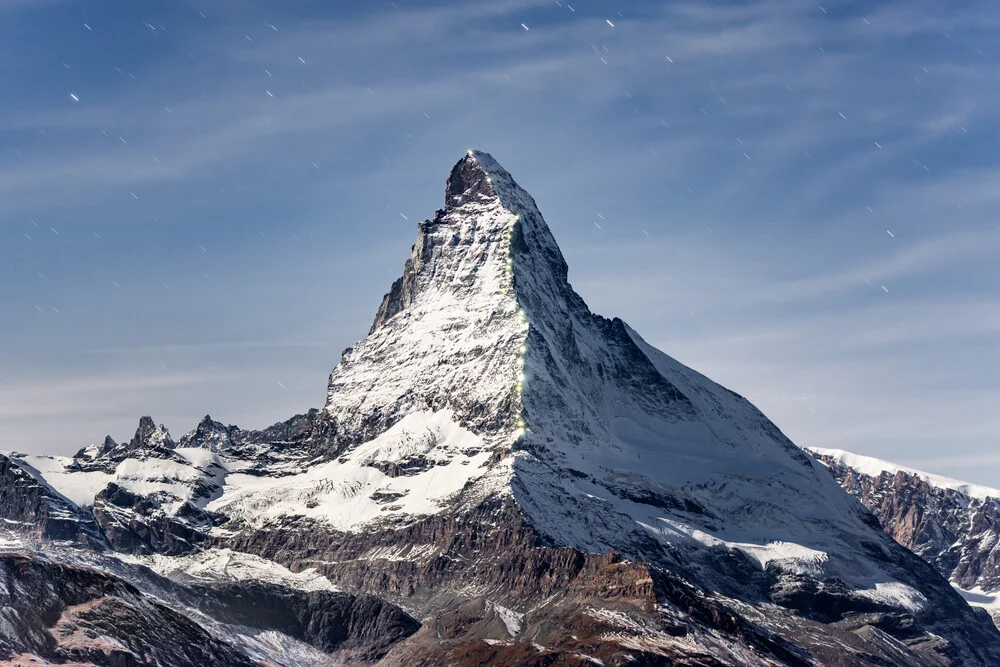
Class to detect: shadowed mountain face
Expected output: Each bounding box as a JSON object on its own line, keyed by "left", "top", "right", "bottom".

{"left": 2, "top": 151, "right": 999, "bottom": 665}
{"left": 0, "top": 554, "right": 258, "bottom": 667}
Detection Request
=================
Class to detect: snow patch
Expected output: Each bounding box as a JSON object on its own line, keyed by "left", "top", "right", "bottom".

{"left": 206, "top": 410, "right": 494, "bottom": 531}
{"left": 731, "top": 541, "right": 829, "bottom": 576}
{"left": 115, "top": 548, "right": 337, "bottom": 592}
{"left": 855, "top": 581, "right": 927, "bottom": 613}
{"left": 357, "top": 543, "right": 441, "bottom": 563}
{"left": 810, "top": 447, "right": 1000, "bottom": 502}
{"left": 485, "top": 600, "right": 524, "bottom": 638}
{"left": 953, "top": 584, "right": 1000, "bottom": 612}
{"left": 14, "top": 455, "right": 111, "bottom": 507}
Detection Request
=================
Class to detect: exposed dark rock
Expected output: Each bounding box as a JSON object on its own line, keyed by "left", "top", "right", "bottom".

{"left": 187, "top": 580, "right": 419, "bottom": 661}
{"left": 817, "top": 451, "right": 1000, "bottom": 626}
{"left": 177, "top": 415, "right": 240, "bottom": 451}
{"left": 92, "top": 483, "right": 209, "bottom": 556}
{"left": 0, "top": 454, "right": 106, "bottom": 549}
{"left": 0, "top": 554, "right": 256, "bottom": 666}
{"left": 370, "top": 455, "right": 440, "bottom": 478}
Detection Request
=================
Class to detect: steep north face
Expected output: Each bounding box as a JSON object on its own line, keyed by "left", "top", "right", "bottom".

{"left": 2, "top": 151, "right": 1000, "bottom": 665}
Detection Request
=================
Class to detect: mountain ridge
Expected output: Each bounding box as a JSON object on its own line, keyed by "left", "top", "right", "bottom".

{"left": 812, "top": 446, "right": 1000, "bottom": 628}
{"left": 812, "top": 446, "right": 1000, "bottom": 502}
{"left": 1, "top": 150, "right": 998, "bottom": 665}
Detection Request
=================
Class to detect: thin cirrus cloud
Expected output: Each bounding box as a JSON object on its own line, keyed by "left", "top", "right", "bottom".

{"left": 0, "top": 0, "right": 997, "bottom": 486}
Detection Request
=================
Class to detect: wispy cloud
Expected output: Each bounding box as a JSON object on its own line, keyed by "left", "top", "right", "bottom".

{"left": 0, "top": 371, "right": 239, "bottom": 420}
{"left": 1, "top": 0, "right": 998, "bottom": 488}
{"left": 758, "top": 228, "right": 1000, "bottom": 303}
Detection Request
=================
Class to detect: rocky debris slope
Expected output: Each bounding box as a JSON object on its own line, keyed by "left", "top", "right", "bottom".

{"left": 2, "top": 151, "right": 999, "bottom": 665}
{"left": 0, "top": 553, "right": 256, "bottom": 667}
{"left": 0, "top": 541, "right": 421, "bottom": 666}
{"left": 813, "top": 447, "right": 1000, "bottom": 627}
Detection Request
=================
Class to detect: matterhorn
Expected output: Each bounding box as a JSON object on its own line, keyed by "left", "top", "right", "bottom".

{"left": 2, "top": 151, "right": 998, "bottom": 666}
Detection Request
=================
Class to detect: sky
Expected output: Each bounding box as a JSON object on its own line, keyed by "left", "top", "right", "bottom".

{"left": 0, "top": 0, "right": 997, "bottom": 484}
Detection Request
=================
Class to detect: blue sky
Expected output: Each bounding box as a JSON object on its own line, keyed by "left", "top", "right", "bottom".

{"left": 1, "top": 0, "right": 997, "bottom": 484}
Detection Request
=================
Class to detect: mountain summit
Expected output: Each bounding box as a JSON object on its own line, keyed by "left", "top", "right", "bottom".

{"left": 3, "top": 151, "right": 1000, "bottom": 665}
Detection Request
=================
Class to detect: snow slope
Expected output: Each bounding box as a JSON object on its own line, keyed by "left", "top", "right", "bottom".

{"left": 205, "top": 409, "right": 494, "bottom": 531}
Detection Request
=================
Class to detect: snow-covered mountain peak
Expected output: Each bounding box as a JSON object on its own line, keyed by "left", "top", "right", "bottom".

{"left": 178, "top": 415, "right": 237, "bottom": 451}
{"left": 446, "top": 150, "right": 528, "bottom": 210}
{"left": 321, "top": 151, "right": 580, "bottom": 460}
{"left": 5, "top": 149, "right": 1000, "bottom": 663}
{"left": 319, "top": 151, "right": 886, "bottom": 580}
{"left": 369, "top": 150, "right": 569, "bottom": 334}
{"left": 128, "top": 415, "right": 174, "bottom": 451}
{"left": 444, "top": 150, "right": 502, "bottom": 209}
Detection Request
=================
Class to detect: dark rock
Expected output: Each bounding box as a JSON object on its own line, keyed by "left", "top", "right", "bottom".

{"left": 0, "top": 554, "right": 256, "bottom": 666}
{"left": 187, "top": 580, "right": 419, "bottom": 661}
{"left": 0, "top": 454, "right": 106, "bottom": 549}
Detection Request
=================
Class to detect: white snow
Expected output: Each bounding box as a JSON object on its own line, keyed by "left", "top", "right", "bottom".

{"left": 14, "top": 455, "right": 111, "bottom": 507}
{"left": 230, "top": 629, "right": 336, "bottom": 667}
{"left": 206, "top": 410, "right": 493, "bottom": 531}
{"left": 730, "top": 541, "right": 829, "bottom": 576}
{"left": 855, "top": 581, "right": 927, "bottom": 613}
{"left": 952, "top": 583, "right": 1000, "bottom": 616}
{"left": 485, "top": 600, "right": 524, "bottom": 638}
{"left": 357, "top": 543, "right": 441, "bottom": 562}
{"left": 12, "top": 445, "right": 230, "bottom": 517}
{"left": 0, "top": 531, "right": 26, "bottom": 551}
{"left": 810, "top": 447, "right": 1000, "bottom": 502}
{"left": 115, "top": 548, "right": 337, "bottom": 592}
{"left": 505, "top": 299, "right": 912, "bottom": 595}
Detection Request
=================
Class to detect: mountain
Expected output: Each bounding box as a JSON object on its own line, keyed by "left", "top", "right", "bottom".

{"left": 812, "top": 447, "right": 1000, "bottom": 627}
{"left": 2, "top": 150, "right": 1000, "bottom": 665}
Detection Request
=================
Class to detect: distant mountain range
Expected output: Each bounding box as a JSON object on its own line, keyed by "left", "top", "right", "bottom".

{"left": 813, "top": 447, "right": 1000, "bottom": 628}
{"left": 1, "top": 151, "right": 997, "bottom": 666}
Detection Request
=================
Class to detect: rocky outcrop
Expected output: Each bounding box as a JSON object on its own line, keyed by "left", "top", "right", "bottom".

{"left": 91, "top": 482, "right": 214, "bottom": 556}
{"left": 186, "top": 581, "right": 420, "bottom": 661}
{"left": 0, "top": 552, "right": 420, "bottom": 665}
{"left": 0, "top": 453, "right": 106, "bottom": 549}
{"left": 0, "top": 554, "right": 257, "bottom": 666}
{"left": 225, "top": 494, "right": 999, "bottom": 666}
{"left": 177, "top": 415, "right": 239, "bottom": 451}
{"left": 229, "top": 500, "right": 819, "bottom": 665}
{"left": 814, "top": 449, "right": 1000, "bottom": 616}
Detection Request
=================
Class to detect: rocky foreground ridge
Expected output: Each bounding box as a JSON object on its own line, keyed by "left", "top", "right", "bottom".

{"left": 2, "top": 151, "right": 999, "bottom": 666}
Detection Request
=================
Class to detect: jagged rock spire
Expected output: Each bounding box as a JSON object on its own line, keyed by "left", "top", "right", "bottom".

{"left": 128, "top": 416, "right": 174, "bottom": 451}
{"left": 328, "top": 151, "right": 542, "bottom": 450}
{"left": 445, "top": 150, "right": 498, "bottom": 209}
{"left": 369, "top": 150, "right": 569, "bottom": 335}
{"left": 178, "top": 415, "right": 237, "bottom": 451}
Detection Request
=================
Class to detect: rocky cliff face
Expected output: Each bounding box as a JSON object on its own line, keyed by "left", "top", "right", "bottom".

{"left": 0, "top": 453, "right": 106, "bottom": 549}
{"left": 0, "top": 550, "right": 420, "bottom": 666}
{"left": 812, "top": 447, "right": 1000, "bottom": 627}
{"left": 0, "top": 553, "right": 257, "bottom": 667}
{"left": 2, "top": 151, "right": 1000, "bottom": 665}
